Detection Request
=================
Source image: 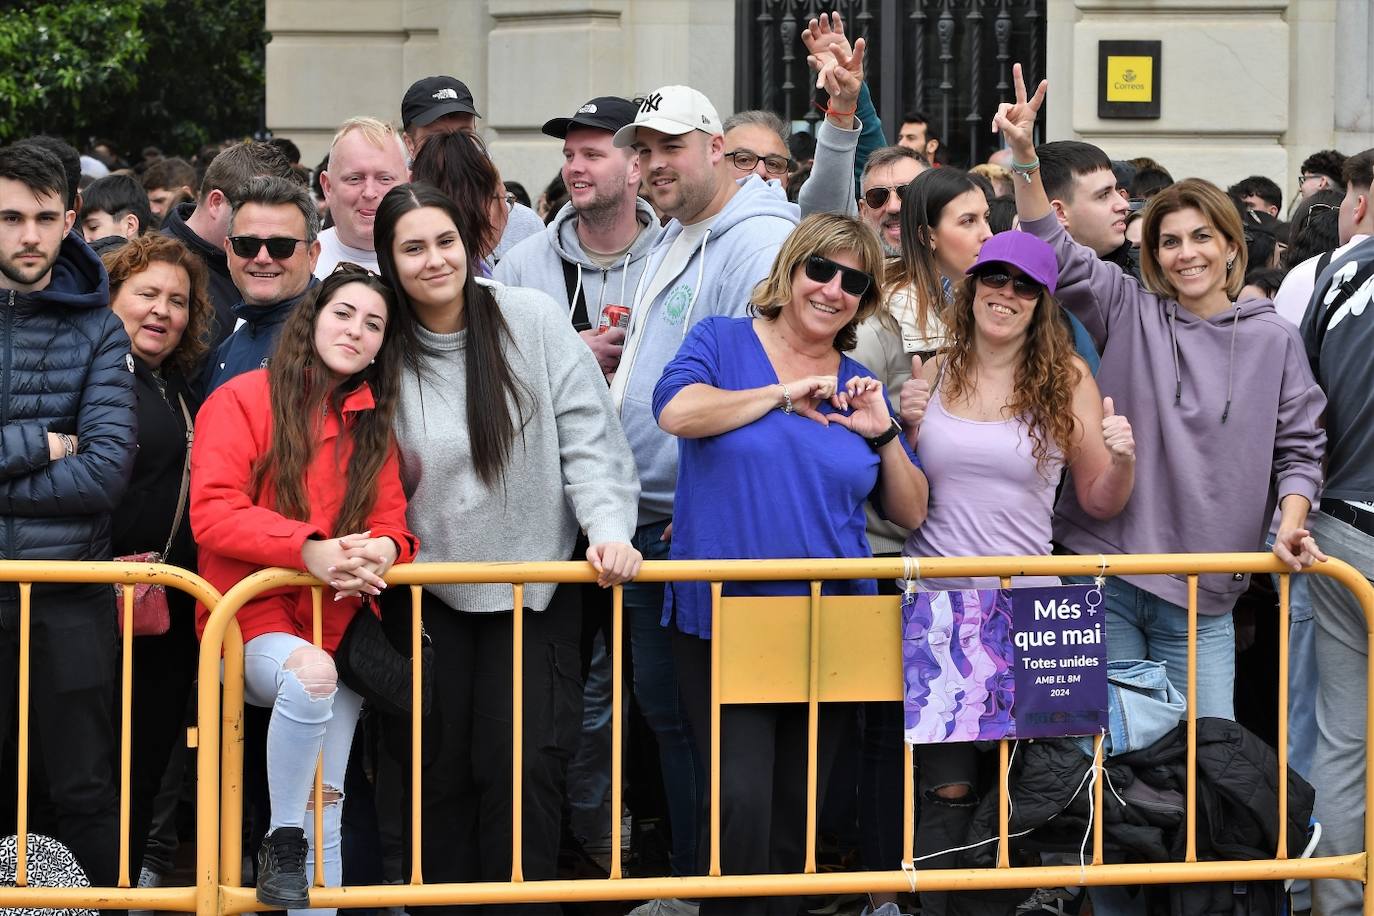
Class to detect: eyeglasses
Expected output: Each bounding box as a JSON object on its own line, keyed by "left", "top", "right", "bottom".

{"left": 861, "top": 183, "right": 910, "bottom": 209}
{"left": 725, "top": 150, "right": 793, "bottom": 177}
{"left": 493, "top": 191, "right": 516, "bottom": 211}
{"left": 974, "top": 269, "right": 1043, "bottom": 301}
{"left": 228, "top": 235, "right": 305, "bottom": 259}
{"left": 1298, "top": 174, "right": 1325, "bottom": 186}
{"left": 1299, "top": 201, "right": 1337, "bottom": 232}
{"left": 804, "top": 255, "right": 873, "bottom": 297}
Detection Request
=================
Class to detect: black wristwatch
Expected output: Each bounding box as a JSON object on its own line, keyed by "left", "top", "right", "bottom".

{"left": 866, "top": 418, "right": 902, "bottom": 451}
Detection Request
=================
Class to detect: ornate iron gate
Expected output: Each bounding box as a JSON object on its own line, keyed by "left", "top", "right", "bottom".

{"left": 734, "top": 0, "right": 1047, "bottom": 168}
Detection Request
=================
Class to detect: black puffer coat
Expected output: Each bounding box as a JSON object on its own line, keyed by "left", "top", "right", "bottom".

{"left": 0, "top": 232, "right": 136, "bottom": 563}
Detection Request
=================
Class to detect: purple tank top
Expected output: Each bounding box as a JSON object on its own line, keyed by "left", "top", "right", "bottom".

{"left": 903, "top": 385, "right": 1063, "bottom": 591}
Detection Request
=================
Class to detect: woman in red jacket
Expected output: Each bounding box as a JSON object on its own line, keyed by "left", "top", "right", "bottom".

{"left": 190, "top": 263, "right": 419, "bottom": 913}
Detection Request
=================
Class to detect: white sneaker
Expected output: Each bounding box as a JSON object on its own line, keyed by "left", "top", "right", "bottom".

{"left": 130, "top": 866, "right": 164, "bottom": 916}
{"left": 626, "top": 899, "right": 701, "bottom": 916}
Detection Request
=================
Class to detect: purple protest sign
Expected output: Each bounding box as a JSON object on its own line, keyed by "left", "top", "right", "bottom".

{"left": 903, "top": 584, "right": 1107, "bottom": 744}
{"left": 1007, "top": 584, "right": 1108, "bottom": 739}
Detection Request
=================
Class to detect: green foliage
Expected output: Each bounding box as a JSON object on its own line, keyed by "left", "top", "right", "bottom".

{"left": 0, "top": 0, "right": 266, "bottom": 157}
{"left": 0, "top": 2, "right": 147, "bottom": 140}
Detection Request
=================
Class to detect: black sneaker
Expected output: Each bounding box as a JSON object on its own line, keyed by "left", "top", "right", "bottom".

{"left": 256, "top": 826, "right": 311, "bottom": 909}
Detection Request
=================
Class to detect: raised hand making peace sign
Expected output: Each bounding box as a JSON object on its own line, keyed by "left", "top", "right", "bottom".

{"left": 991, "top": 62, "right": 1047, "bottom": 165}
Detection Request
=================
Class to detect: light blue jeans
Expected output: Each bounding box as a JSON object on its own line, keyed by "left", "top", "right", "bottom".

{"left": 1068, "top": 576, "right": 1235, "bottom": 719}
{"left": 244, "top": 632, "right": 363, "bottom": 916}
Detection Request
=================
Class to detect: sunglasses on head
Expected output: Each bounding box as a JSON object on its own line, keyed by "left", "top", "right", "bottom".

{"left": 861, "top": 183, "right": 910, "bottom": 210}
{"left": 974, "top": 269, "right": 1043, "bottom": 300}
{"left": 804, "top": 255, "right": 873, "bottom": 298}
{"left": 228, "top": 235, "right": 305, "bottom": 259}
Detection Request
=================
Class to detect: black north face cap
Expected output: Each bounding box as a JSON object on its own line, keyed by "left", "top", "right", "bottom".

{"left": 402, "top": 76, "right": 481, "bottom": 130}
{"left": 541, "top": 97, "right": 638, "bottom": 140}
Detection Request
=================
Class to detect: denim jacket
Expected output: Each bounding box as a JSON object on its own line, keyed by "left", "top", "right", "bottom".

{"left": 1074, "top": 658, "right": 1185, "bottom": 757}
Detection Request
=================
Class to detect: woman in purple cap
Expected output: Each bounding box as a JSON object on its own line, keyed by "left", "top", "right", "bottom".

{"left": 897, "top": 229, "right": 1136, "bottom": 914}
{"left": 994, "top": 63, "right": 1326, "bottom": 724}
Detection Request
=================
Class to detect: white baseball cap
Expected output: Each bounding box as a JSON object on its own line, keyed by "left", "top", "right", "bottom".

{"left": 612, "top": 86, "right": 724, "bottom": 148}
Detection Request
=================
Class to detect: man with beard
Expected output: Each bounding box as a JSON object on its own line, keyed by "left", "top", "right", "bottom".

{"left": 0, "top": 142, "right": 137, "bottom": 895}
{"left": 607, "top": 86, "right": 797, "bottom": 913}
{"left": 495, "top": 96, "right": 660, "bottom": 379}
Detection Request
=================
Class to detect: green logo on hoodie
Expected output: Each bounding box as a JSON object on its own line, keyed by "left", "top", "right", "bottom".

{"left": 663, "top": 284, "right": 694, "bottom": 324}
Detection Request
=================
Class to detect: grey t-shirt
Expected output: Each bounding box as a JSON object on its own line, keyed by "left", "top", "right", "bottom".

{"left": 1302, "top": 234, "right": 1374, "bottom": 502}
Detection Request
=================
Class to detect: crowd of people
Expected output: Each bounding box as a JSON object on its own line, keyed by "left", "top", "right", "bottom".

{"left": 0, "top": 11, "right": 1371, "bottom": 916}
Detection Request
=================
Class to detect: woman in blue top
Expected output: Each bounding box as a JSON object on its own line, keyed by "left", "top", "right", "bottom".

{"left": 653, "top": 213, "right": 928, "bottom": 916}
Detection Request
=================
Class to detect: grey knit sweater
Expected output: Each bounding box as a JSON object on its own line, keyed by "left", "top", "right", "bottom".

{"left": 394, "top": 279, "right": 639, "bottom": 611}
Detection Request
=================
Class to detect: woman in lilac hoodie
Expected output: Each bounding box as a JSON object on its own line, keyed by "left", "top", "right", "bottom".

{"left": 992, "top": 66, "right": 1327, "bottom": 718}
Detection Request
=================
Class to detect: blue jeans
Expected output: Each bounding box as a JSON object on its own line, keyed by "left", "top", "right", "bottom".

{"left": 1264, "top": 533, "right": 1317, "bottom": 780}
{"left": 243, "top": 632, "right": 364, "bottom": 916}
{"left": 623, "top": 518, "right": 702, "bottom": 876}
{"left": 1067, "top": 576, "right": 1235, "bottom": 719}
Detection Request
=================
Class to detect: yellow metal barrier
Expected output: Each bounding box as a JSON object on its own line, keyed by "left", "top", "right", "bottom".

{"left": 0, "top": 560, "right": 221, "bottom": 914}
{"left": 194, "top": 553, "right": 1374, "bottom": 915}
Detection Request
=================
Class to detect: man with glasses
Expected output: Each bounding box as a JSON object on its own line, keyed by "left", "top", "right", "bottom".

{"left": 1297, "top": 149, "right": 1347, "bottom": 200}
{"left": 1276, "top": 150, "right": 1374, "bottom": 324}
{"left": 794, "top": 12, "right": 928, "bottom": 253}
{"left": 722, "top": 110, "right": 795, "bottom": 193}
{"left": 160, "top": 141, "right": 299, "bottom": 346}
{"left": 202, "top": 176, "right": 321, "bottom": 395}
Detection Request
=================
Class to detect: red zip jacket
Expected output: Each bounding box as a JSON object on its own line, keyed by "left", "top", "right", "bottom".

{"left": 190, "top": 369, "right": 419, "bottom": 652}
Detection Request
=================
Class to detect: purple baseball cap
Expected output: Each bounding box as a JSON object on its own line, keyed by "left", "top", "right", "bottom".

{"left": 966, "top": 230, "right": 1059, "bottom": 296}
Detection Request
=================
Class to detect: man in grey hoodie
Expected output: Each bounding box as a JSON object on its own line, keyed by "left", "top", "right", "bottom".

{"left": 496, "top": 96, "right": 661, "bottom": 378}
{"left": 607, "top": 84, "right": 799, "bottom": 896}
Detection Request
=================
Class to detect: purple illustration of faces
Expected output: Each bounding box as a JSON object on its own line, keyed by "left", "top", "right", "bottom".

{"left": 903, "top": 588, "right": 1015, "bottom": 743}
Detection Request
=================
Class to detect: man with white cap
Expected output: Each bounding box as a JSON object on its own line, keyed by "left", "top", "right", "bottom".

{"left": 608, "top": 85, "right": 798, "bottom": 907}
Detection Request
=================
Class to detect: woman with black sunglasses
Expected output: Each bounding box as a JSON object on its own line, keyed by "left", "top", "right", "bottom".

{"left": 653, "top": 213, "right": 928, "bottom": 916}
{"left": 898, "top": 230, "right": 1135, "bottom": 915}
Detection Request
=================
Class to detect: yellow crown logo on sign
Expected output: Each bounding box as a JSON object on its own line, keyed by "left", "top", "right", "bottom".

{"left": 1106, "top": 55, "right": 1153, "bottom": 103}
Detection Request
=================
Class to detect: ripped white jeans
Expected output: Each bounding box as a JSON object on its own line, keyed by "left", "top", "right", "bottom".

{"left": 244, "top": 631, "right": 363, "bottom": 916}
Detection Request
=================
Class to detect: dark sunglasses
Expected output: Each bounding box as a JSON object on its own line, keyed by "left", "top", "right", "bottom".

{"left": 974, "top": 270, "right": 1043, "bottom": 300}
{"left": 804, "top": 255, "right": 873, "bottom": 297}
{"left": 228, "top": 235, "right": 305, "bottom": 259}
{"left": 861, "top": 183, "right": 910, "bottom": 210}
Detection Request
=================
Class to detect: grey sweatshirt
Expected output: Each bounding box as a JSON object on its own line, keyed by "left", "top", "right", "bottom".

{"left": 493, "top": 198, "right": 663, "bottom": 325}
{"left": 1023, "top": 212, "right": 1326, "bottom": 616}
{"left": 394, "top": 279, "right": 639, "bottom": 612}
{"left": 797, "top": 116, "right": 861, "bottom": 219}
{"left": 614, "top": 175, "right": 799, "bottom": 525}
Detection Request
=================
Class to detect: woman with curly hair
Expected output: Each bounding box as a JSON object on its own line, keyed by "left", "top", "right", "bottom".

{"left": 899, "top": 230, "right": 1135, "bottom": 916}
{"left": 103, "top": 234, "right": 216, "bottom": 887}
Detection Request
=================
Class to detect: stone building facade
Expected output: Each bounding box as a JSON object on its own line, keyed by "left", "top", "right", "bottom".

{"left": 268, "top": 0, "right": 1374, "bottom": 208}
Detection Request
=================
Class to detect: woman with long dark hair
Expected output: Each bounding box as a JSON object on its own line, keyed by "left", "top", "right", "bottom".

{"left": 372, "top": 180, "right": 639, "bottom": 912}
{"left": 883, "top": 168, "right": 994, "bottom": 358}
{"left": 408, "top": 128, "right": 511, "bottom": 271}
{"left": 191, "top": 264, "right": 419, "bottom": 913}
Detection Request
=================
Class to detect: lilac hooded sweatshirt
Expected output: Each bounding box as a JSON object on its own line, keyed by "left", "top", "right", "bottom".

{"left": 1021, "top": 212, "right": 1326, "bottom": 616}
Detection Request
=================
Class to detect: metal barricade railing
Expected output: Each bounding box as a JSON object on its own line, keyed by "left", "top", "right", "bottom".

{"left": 0, "top": 560, "right": 221, "bottom": 914}
{"left": 193, "top": 553, "right": 1374, "bottom": 914}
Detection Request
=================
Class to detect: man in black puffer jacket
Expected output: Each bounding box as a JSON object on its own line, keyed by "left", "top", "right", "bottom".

{"left": 0, "top": 143, "right": 137, "bottom": 896}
